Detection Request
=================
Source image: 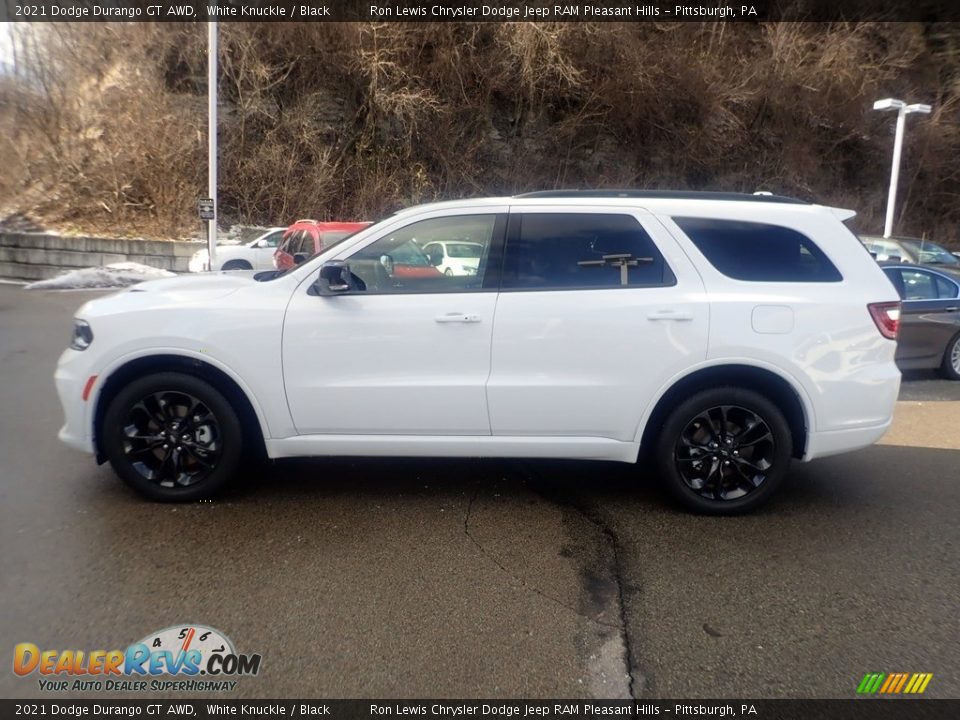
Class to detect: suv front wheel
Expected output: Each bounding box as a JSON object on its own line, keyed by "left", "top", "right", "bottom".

{"left": 655, "top": 387, "right": 793, "bottom": 515}
{"left": 102, "top": 372, "right": 243, "bottom": 502}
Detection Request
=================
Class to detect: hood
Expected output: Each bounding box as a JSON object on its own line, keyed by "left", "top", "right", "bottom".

{"left": 129, "top": 270, "right": 260, "bottom": 296}
{"left": 75, "top": 271, "right": 263, "bottom": 320}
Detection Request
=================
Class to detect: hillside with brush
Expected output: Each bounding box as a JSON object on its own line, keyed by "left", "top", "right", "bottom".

{"left": 1, "top": 21, "right": 958, "bottom": 243}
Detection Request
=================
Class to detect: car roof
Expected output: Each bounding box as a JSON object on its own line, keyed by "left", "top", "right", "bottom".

{"left": 878, "top": 261, "right": 960, "bottom": 276}
{"left": 285, "top": 221, "right": 370, "bottom": 233}
{"left": 393, "top": 192, "right": 848, "bottom": 221}
{"left": 516, "top": 189, "right": 809, "bottom": 204}
{"left": 861, "top": 235, "right": 935, "bottom": 244}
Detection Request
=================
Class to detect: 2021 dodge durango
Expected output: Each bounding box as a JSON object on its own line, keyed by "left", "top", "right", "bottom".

{"left": 55, "top": 191, "right": 902, "bottom": 514}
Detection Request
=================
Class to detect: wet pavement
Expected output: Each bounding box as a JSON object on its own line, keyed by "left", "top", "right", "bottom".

{"left": 1, "top": 285, "right": 957, "bottom": 699}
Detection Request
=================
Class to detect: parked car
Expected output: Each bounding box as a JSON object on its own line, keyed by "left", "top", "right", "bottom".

{"left": 273, "top": 220, "right": 370, "bottom": 271}
{"left": 860, "top": 235, "right": 960, "bottom": 268}
{"left": 188, "top": 227, "right": 285, "bottom": 272}
{"left": 56, "top": 190, "right": 901, "bottom": 514}
{"left": 420, "top": 240, "right": 484, "bottom": 276}
{"left": 879, "top": 262, "right": 960, "bottom": 380}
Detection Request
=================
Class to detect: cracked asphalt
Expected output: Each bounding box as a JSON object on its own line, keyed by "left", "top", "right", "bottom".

{"left": 1, "top": 285, "right": 958, "bottom": 699}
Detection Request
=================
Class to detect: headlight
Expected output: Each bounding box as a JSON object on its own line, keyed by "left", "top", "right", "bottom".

{"left": 70, "top": 319, "right": 93, "bottom": 351}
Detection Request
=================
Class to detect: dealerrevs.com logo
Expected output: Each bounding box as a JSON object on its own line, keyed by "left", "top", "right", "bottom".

{"left": 13, "top": 624, "right": 262, "bottom": 692}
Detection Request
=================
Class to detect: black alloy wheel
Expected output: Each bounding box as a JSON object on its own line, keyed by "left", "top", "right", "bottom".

{"left": 102, "top": 373, "right": 242, "bottom": 501}
{"left": 655, "top": 387, "right": 792, "bottom": 515}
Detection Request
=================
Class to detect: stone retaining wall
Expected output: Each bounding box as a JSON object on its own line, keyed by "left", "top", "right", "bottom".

{"left": 0, "top": 233, "right": 204, "bottom": 281}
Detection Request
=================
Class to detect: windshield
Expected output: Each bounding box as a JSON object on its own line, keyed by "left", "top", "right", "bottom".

{"left": 901, "top": 239, "right": 959, "bottom": 266}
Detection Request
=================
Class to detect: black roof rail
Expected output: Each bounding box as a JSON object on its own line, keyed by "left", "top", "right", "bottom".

{"left": 514, "top": 189, "right": 810, "bottom": 204}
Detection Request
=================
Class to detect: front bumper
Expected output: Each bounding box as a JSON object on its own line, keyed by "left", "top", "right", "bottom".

{"left": 54, "top": 348, "right": 96, "bottom": 454}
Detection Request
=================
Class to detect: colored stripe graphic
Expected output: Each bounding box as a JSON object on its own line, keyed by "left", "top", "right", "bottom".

{"left": 905, "top": 673, "right": 933, "bottom": 694}
{"left": 858, "top": 672, "right": 932, "bottom": 694}
{"left": 857, "top": 673, "right": 885, "bottom": 694}
{"left": 880, "top": 673, "right": 908, "bottom": 693}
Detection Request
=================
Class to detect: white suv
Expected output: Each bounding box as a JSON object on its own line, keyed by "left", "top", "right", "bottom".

{"left": 188, "top": 227, "right": 286, "bottom": 272}
{"left": 55, "top": 191, "right": 902, "bottom": 514}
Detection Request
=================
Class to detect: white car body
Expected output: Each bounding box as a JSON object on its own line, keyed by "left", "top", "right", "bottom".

{"left": 57, "top": 194, "right": 900, "bottom": 490}
{"left": 420, "top": 240, "right": 483, "bottom": 276}
{"left": 188, "top": 228, "right": 286, "bottom": 272}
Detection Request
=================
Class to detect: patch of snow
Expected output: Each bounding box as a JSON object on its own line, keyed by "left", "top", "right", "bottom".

{"left": 24, "top": 262, "right": 176, "bottom": 290}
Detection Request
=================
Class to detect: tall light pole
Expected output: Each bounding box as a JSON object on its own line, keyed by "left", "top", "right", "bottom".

{"left": 207, "top": 21, "right": 218, "bottom": 269}
{"left": 873, "top": 98, "right": 931, "bottom": 238}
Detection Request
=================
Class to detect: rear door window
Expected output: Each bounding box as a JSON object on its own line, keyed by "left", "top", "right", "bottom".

{"left": 893, "top": 269, "right": 960, "bottom": 300}
{"left": 674, "top": 217, "right": 842, "bottom": 282}
{"left": 501, "top": 213, "right": 675, "bottom": 290}
{"left": 318, "top": 231, "right": 353, "bottom": 252}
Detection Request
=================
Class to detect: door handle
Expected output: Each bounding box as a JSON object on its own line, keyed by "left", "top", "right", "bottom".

{"left": 434, "top": 313, "right": 481, "bottom": 323}
{"left": 646, "top": 309, "right": 694, "bottom": 321}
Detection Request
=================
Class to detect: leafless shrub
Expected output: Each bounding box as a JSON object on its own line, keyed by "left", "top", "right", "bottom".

{"left": 0, "top": 21, "right": 958, "bottom": 244}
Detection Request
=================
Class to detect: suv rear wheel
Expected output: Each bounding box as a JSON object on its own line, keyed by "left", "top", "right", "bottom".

{"left": 101, "top": 372, "right": 242, "bottom": 502}
{"left": 655, "top": 387, "right": 792, "bottom": 515}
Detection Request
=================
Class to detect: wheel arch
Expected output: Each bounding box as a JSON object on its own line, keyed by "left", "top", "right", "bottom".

{"left": 638, "top": 363, "right": 811, "bottom": 459}
{"left": 221, "top": 259, "right": 253, "bottom": 270}
{"left": 92, "top": 354, "right": 268, "bottom": 463}
{"left": 942, "top": 329, "right": 960, "bottom": 378}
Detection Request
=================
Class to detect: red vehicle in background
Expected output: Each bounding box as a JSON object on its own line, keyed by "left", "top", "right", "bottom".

{"left": 273, "top": 220, "right": 371, "bottom": 270}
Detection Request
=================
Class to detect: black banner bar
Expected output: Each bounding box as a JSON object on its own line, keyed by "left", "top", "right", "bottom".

{"left": 2, "top": 0, "right": 959, "bottom": 23}
{"left": 1, "top": 700, "right": 958, "bottom": 720}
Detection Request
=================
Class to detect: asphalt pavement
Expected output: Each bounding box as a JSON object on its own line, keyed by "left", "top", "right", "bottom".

{"left": 0, "top": 284, "right": 957, "bottom": 700}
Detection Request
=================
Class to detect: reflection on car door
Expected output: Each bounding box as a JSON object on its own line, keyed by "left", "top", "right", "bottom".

{"left": 486, "top": 209, "right": 709, "bottom": 441}
{"left": 281, "top": 210, "right": 507, "bottom": 435}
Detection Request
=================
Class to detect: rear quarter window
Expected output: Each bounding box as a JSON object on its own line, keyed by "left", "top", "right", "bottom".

{"left": 674, "top": 217, "right": 842, "bottom": 282}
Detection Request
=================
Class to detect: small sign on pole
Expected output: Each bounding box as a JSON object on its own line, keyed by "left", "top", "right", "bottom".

{"left": 198, "top": 198, "right": 215, "bottom": 221}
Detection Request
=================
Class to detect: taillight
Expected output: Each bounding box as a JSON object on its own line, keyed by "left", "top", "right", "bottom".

{"left": 868, "top": 301, "right": 901, "bottom": 340}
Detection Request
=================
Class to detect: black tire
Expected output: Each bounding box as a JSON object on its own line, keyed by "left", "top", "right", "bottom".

{"left": 102, "top": 372, "right": 243, "bottom": 502}
{"left": 654, "top": 387, "right": 793, "bottom": 515}
{"left": 221, "top": 260, "right": 252, "bottom": 271}
{"left": 941, "top": 332, "right": 960, "bottom": 381}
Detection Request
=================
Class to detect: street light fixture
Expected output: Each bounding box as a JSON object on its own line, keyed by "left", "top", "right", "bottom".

{"left": 873, "top": 98, "right": 931, "bottom": 238}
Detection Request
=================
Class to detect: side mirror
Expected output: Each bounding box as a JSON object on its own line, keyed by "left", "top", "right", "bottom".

{"left": 313, "top": 261, "right": 353, "bottom": 295}
{"left": 427, "top": 250, "right": 442, "bottom": 266}
{"left": 293, "top": 253, "right": 307, "bottom": 265}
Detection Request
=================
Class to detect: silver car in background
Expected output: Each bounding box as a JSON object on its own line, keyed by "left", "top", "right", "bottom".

{"left": 862, "top": 235, "right": 960, "bottom": 268}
